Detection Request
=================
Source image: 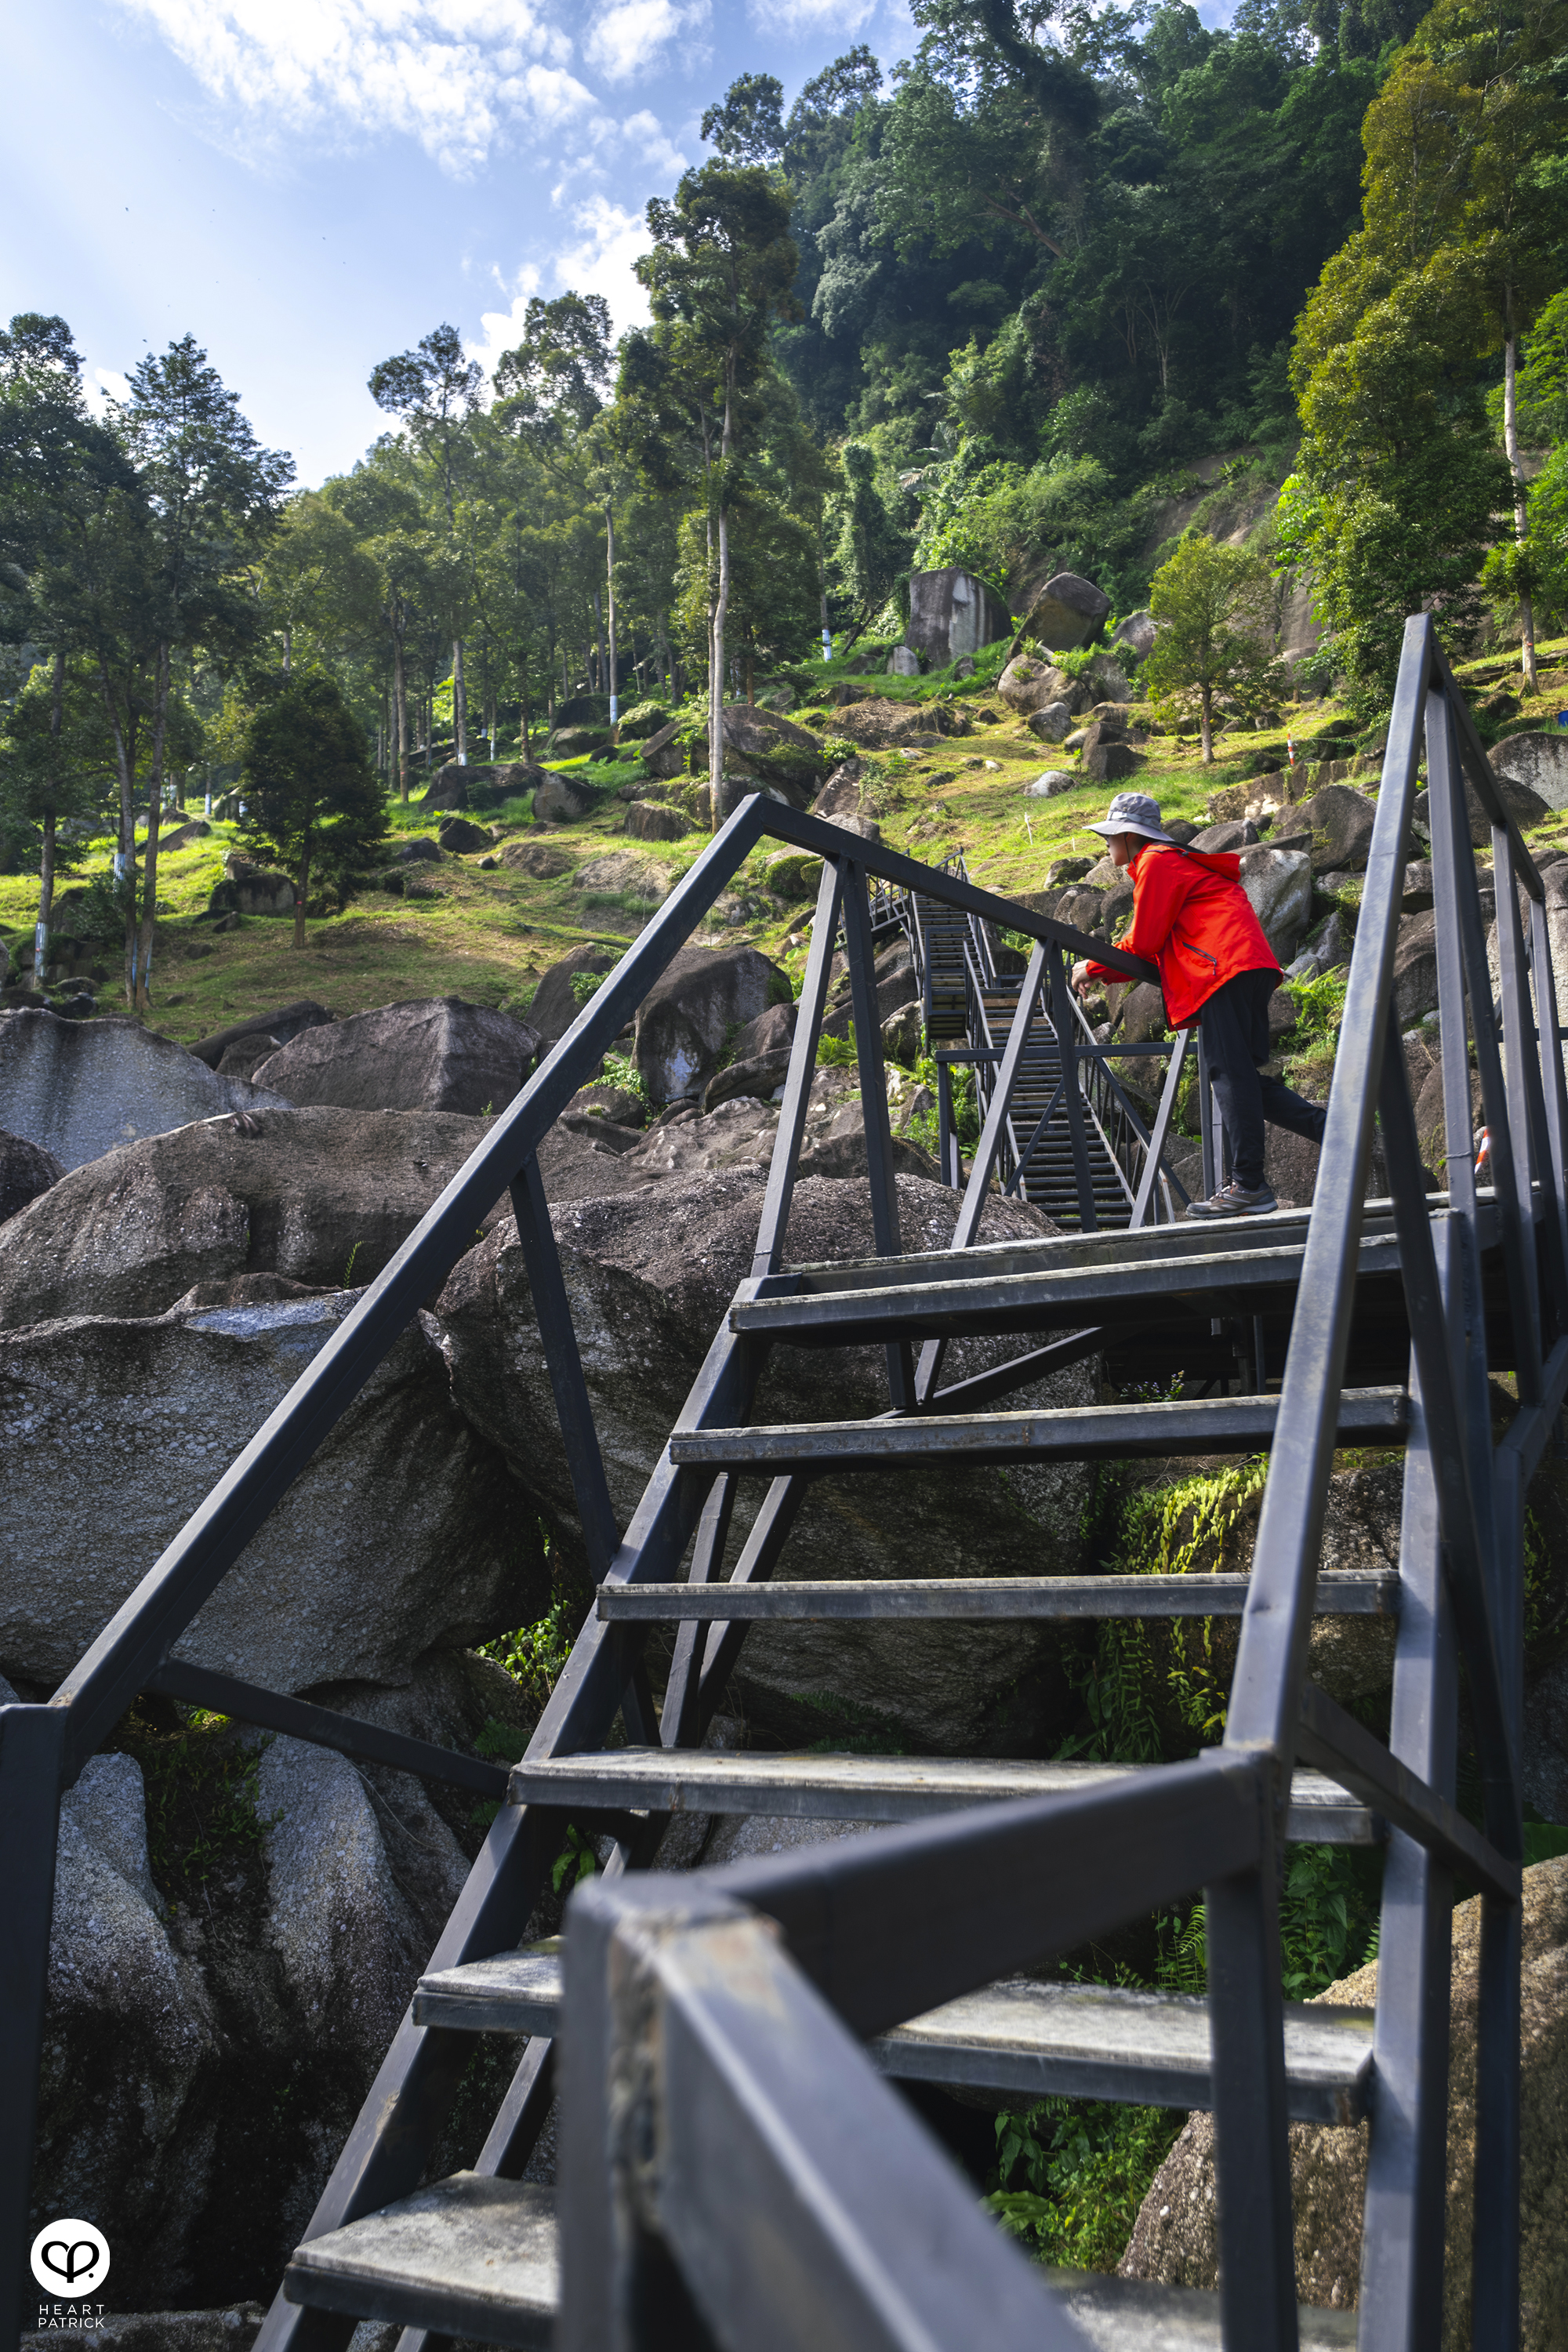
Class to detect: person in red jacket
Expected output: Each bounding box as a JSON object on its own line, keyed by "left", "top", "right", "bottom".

{"left": 1071, "top": 790, "right": 1327, "bottom": 1217}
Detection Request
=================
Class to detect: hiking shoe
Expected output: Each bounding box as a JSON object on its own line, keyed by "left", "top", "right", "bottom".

{"left": 1186, "top": 1181, "right": 1277, "bottom": 1218}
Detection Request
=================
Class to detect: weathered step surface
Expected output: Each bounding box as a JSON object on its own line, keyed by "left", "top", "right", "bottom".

{"left": 414, "top": 1949, "right": 1376, "bottom": 2127}
{"left": 506, "top": 1748, "right": 1378, "bottom": 1843}
{"left": 283, "top": 2173, "right": 555, "bottom": 2347}
{"left": 665, "top": 1387, "right": 1409, "bottom": 1471}
{"left": 596, "top": 1571, "right": 1400, "bottom": 1623}
{"left": 1047, "top": 2270, "right": 1359, "bottom": 2349}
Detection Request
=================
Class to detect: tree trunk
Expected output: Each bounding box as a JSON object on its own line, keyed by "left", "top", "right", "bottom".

{"left": 605, "top": 503, "right": 619, "bottom": 731}
{"left": 819, "top": 518, "right": 832, "bottom": 662}
{"left": 452, "top": 637, "right": 469, "bottom": 764}
{"left": 709, "top": 392, "right": 731, "bottom": 813}
{"left": 520, "top": 649, "right": 532, "bottom": 758}
{"left": 95, "top": 656, "right": 138, "bottom": 1004}
{"left": 394, "top": 619, "right": 409, "bottom": 803}
{"left": 1200, "top": 681, "right": 1214, "bottom": 765}
{"left": 34, "top": 650, "right": 66, "bottom": 980}
{"left": 283, "top": 622, "right": 292, "bottom": 677}
{"left": 135, "top": 641, "right": 171, "bottom": 1012}
{"left": 1503, "top": 322, "right": 1538, "bottom": 695}
{"left": 295, "top": 845, "right": 310, "bottom": 950}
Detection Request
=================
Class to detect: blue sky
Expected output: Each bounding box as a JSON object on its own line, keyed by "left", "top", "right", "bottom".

{"left": 4, "top": 0, "right": 1228, "bottom": 489}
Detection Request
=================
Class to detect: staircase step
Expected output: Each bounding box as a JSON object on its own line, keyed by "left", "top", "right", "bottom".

{"left": 666, "top": 1388, "right": 1407, "bottom": 1473}
{"left": 595, "top": 1570, "right": 1399, "bottom": 1623}
{"left": 283, "top": 2174, "right": 556, "bottom": 2347}
{"left": 413, "top": 1952, "right": 1374, "bottom": 2126}
{"left": 506, "top": 1748, "right": 1377, "bottom": 1844}
{"left": 1046, "top": 2271, "right": 1358, "bottom": 2349}
{"left": 739, "top": 1230, "right": 1407, "bottom": 1345}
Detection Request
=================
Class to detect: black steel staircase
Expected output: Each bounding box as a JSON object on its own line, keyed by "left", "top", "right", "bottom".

{"left": 2, "top": 618, "right": 1557, "bottom": 2352}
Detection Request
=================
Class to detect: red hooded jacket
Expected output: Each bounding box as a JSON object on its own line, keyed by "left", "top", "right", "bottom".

{"left": 1082, "top": 844, "right": 1279, "bottom": 1028}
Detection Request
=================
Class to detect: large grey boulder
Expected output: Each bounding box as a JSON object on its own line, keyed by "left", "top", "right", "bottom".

{"left": 0, "top": 1011, "right": 292, "bottom": 1171}
{"left": 188, "top": 1001, "right": 332, "bottom": 1070}
{"left": 0, "top": 1106, "right": 502, "bottom": 1328}
{"left": 1027, "top": 702, "right": 1074, "bottom": 744}
{"left": 1111, "top": 610, "right": 1159, "bottom": 661}
{"left": 252, "top": 998, "right": 539, "bottom": 1116}
{"left": 1294, "top": 783, "right": 1377, "bottom": 873}
{"left": 1119, "top": 1858, "right": 1568, "bottom": 2339}
{"left": 1239, "top": 846, "right": 1313, "bottom": 964}
{"left": 532, "top": 771, "right": 600, "bottom": 824}
{"left": 633, "top": 945, "right": 793, "bottom": 1102}
{"left": 528, "top": 947, "right": 619, "bottom": 1051}
{"left": 421, "top": 759, "right": 544, "bottom": 812}
{"left": 711, "top": 706, "right": 830, "bottom": 803}
{"left": 0, "top": 1288, "right": 543, "bottom": 1691}
{"left": 1492, "top": 732, "right": 1568, "bottom": 811}
{"left": 206, "top": 860, "right": 296, "bottom": 919}
{"left": 887, "top": 646, "right": 920, "bottom": 677}
{"left": 0, "top": 1127, "right": 63, "bottom": 1225}
{"left": 438, "top": 1169, "right": 1097, "bottom": 1754}
{"left": 32, "top": 1665, "right": 495, "bottom": 2312}
{"left": 997, "top": 655, "right": 1071, "bottom": 717}
{"left": 1016, "top": 572, "right": 1111, "bottom": 652}
{"left": 1392, "top": 911, "right": 1439, "bottom": 1027}
{"left": 906, "top": 568, "right": 1010, "bottom": 668}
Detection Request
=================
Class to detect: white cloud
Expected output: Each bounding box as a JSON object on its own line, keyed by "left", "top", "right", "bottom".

{"left": 111, "top": 0, "right": 593, "bottom": 173}
{"left": 746, "top": 0, "right": 878, "bottom": 29}
{"left": 469, "top": 265, "right": 544, "bottom": 373}
{"left": 552, "top": 194, "right": 654, "bottom": 335}
{"left": 82, "top": 368, "right": 133, "bottom": 419}
{"left": 582, "top": 0, "right": 708, "bottom": 85}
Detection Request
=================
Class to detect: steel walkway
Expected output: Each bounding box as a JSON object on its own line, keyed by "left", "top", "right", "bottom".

{"left": 2, "top": 619, "right": 1555, "bottom": 2352}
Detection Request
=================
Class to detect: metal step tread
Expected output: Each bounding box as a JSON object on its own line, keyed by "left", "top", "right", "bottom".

{"left": 507, "top": 1747, "right": 1377, "bottom": 1843}
{"left": 733, "top": 1237, "right": 1402, "bottom": 1342}
{"left": 413, "top": 1950, "right": 1375, "bottom": 2125}
{"left": 594, "top": 1570, "right": 1400, "bottom": 1623}
{"left": 1047, "top": 2270, "right": 1359, "bottom": 2349}
{"left": 283, "top": 2173, "right": 555, "bottom": 2348}
{"left": 666, "top": 1388, "right": 1408, "bottom": 1472}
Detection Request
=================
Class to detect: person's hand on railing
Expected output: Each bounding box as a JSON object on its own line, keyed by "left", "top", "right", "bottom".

{"left": 1071, "top": 958, "right": 1095, "bottom": 1000}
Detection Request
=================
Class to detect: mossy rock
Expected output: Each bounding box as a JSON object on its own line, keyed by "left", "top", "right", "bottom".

{"left": 618, "top": 702, "right": 670, "bottom": 739}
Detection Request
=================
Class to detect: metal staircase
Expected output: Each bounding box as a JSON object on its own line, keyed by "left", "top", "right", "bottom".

{"left": 2, "top": 619, "right": 1557, "bottom": 2350}
{"left": 888, "top": 853, "right": 1192, "bottom": 1228}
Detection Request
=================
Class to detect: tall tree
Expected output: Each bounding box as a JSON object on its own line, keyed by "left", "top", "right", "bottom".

{"left": 114, "top": 337, "right": 291, "bottom": 1007}
{"left": 1142, "top": 532, "right": 1283, "bottom": 760}
{"left": 637, "top": 164, "right": 800, "bottom": 806}
{"left": 368, "top": 324, "right": 483, "bottom": 761}
{"left": 237, "top": 673, "right": 385, "bottom": 947}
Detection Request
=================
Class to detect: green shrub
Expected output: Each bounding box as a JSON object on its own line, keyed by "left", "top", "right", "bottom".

{"left": 987, "top": 2099, "right": 1182, "bottom": 2272}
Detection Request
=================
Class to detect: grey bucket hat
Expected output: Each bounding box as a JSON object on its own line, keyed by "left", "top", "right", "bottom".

{"left": 1084, "top": 790, "right": 1180, "bottom": 846}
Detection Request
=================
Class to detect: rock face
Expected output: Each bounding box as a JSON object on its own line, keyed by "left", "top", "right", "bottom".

{"left": 532, "top": 771, "right": 600, "bottom": 825}
{"left": 436, "top": 815, "right": 490, "bottom": 854}
{"left": 906, "top": 568, "right": 1011, "bottom": 668}
{"left": 0, "top": 1289, "right": 543, "bottom": 1692}
{"left": 1083, "top": 737, "right": 1141, "bottom": 784}
{"left": 1017, "top": 572, "right": 1111, "bottom": 652}
{"left": 0, "top": 1128, "right": 64, "bottom": 1225}
{"left": 1027, "top": 703, "right": 1074, "bottom": 743}
{"left": 711, "top": 705, "right": 830, "bottom": 802}
{"left": 633, "top": 945, "right": 793, "bottom": 1102}
{"left": 1393, "top": 911, "right": 1440, "bottom": 1026}
{"left": 1239, "top": 846, "right": 1314, "bottom": 964}
{"left": 0, "top": 1011, "right": 292, "bottom": 1171}
{"left": 527, "top": 947, "right": 618, "bottom": 1051}
{"left": 637, "top": 718, "right": 691, "bottom": 781}
{"left": 501, "top": 840, "right": 575, "bottom": 880}
{"left": 252, "top": 999, "right": 539, "bottom": 1117}
{"left": 1493, "top": 734, "right": 1568, "bottom": 811}
{"left": 0, "top": 1107, "right": 505, "bottom": 1327}
{"left": 189, "top": 1003, "right": 333, "bottom": 1072}
{"left": 887, "top": 646, "right": 920, "bottom": 676}
{"left": 420, "top": 760, "right": 543, "bottom": 811}
{"left": 1120, "top": 1857, "right": 1568, "bottom": 2344}
{"left": 998, "top": 655, "right": 1072, "bottom": 717}
{"left": 1112, "top": 610, "right": 1159, "bottom": 660}
{"left": 207, "top": 862, "right": 296, "bottom": 919}
{"left": 1295, "top": 784, "right": 1377, "bottom": 873}
{"left": 623, "top": 800, "right": 691, "bottom": 843}
{"left": 438, "top": 1170, "right": 1097, "bottom": 1752}
{"left": 34, "top": 1657, "right": 502, "bottom": 2311}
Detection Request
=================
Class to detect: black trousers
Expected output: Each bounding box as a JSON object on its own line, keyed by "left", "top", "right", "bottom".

{"left": 1200, "top": 969, "right": 1327, "bottom": 1191}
